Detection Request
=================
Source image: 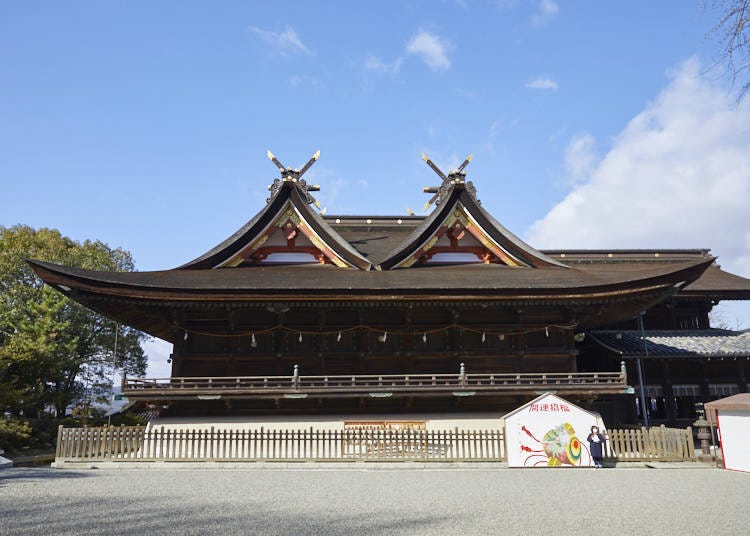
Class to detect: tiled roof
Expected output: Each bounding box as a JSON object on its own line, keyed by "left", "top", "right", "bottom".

{"left": 590, "top": 329, "right": 750, "bottom": 357}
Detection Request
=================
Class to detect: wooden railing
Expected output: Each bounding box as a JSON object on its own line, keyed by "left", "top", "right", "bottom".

{"left": 122, "top": 370, "right": 627, "bottom": 399}
{"left": 55, "top": 425, "right": 696, "bottom": 464}
{"left": 604, "top": 426, "right": 695, "bottom": 462}
{"left": 55, "top": 426, "right": 146, "bottom": 461}
{"left": 55, "top": 425, "right": 505, "bottom": 462}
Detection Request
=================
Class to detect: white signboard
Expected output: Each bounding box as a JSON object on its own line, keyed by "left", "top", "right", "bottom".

{"left": 718, "top": 410, "right": 750, "bottom": 473}
{"left": 503, "top": 393, "right": 604, "bottom": 468}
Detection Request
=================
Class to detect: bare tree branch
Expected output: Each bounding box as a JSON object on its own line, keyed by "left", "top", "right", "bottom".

{"left": 708, "top": 0, "right": 750, "bottom": 101}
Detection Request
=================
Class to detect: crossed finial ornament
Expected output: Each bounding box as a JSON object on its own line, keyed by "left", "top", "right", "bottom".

{"left": 266, "top": 150, "right": 322, "bottom": 207}
{"left": 421, "top": 153, "right": 478, "bottom": 211}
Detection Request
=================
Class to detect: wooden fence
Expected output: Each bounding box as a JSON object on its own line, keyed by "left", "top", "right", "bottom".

{"left": 55, "top": 424, "right": 696, "bottom": 464}
{"left": 55, "top": 425, "right": 504, "bottom": 462}
{"left": 604, "top": 426, "right": 695, "bottom": 462}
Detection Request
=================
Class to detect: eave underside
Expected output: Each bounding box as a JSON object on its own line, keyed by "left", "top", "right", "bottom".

{"left": 60, "top": 285, "right": 677, "bottom": 342}
{"left": 28, "top": 257, "right": 715, "bottom": 341}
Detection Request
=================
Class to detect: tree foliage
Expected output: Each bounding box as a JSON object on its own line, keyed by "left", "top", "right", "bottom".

{"left": 0, "top": 225, "right": 147, "bottom": 419}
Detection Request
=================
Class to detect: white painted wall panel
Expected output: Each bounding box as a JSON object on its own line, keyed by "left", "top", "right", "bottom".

{"left": 718, "top": 410, "right": 750, "bottom": 473}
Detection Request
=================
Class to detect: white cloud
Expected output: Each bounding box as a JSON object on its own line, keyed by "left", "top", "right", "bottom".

{"left": 489, "top": 119, "right": 501, "bottom": 139}
{"left": 527, "top": 58, "right": 750, "bottom": 284}
{"left": 249, "top": 25, "right": 312, "bottom": 56}
{"left": 143, "top": 337, "right": 173, "bottom": 378}
{"left": 288, "top": 74, "right": 321, "bottom": 89}
{"left": 406, "top": 30, "right": 452, "bottom": 71}
{"left": 532, "top": 0, "right": 559, "bottom": 26}
{"left": 364, "top": 54, "right": 403, "bottom": 74}
{"left": 564, "top": 133, "right": 597, "bottom": 184}
{"left": 484, "top": 120, "right": 501, "bottom": 153}
{"left": 526, "top": 77, "right": 559, "bottom": 90}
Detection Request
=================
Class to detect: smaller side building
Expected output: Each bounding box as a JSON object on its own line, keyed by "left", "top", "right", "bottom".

{"left": 584, "top": 330, "right": 750, "bottom": 427}
{"left": 706, "top": 393, "right": 750, "bottom": 473}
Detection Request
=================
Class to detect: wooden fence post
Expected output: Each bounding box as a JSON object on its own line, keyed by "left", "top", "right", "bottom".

{"left": 55, "top": 425, "right": 64, "bottom": 459}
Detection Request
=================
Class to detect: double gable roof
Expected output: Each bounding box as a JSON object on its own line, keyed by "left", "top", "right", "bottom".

{"left": 176, "top": 163, "right": 567, "bottom": 272}
{"left": 27, "top": 152, "right": 749, "bottom": 341}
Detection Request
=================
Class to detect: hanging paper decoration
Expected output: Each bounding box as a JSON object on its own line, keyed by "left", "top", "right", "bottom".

{"left": 251, "top": 333, "right": 257, "bottom": 348}
{"left": 184, "top": 331, "right": 189, "bottom": 341}
{"left": 481, "top": 332, "right": 486, "bottom": 343}
{"left": 545, "top": 327, "right": 550, "bottom": 338}
{"left": 422, "top": 333, "right": 427, "bottom": 344}
{"left": 337, "top": 331, "right": 342, "bottom": 342}
{"left": 298, "top": 332, "right": 303, "bottom": 343}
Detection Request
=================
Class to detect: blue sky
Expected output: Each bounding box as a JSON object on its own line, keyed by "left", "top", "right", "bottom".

{"left": 3, "top": 2, "right": 750, "bottom": 375}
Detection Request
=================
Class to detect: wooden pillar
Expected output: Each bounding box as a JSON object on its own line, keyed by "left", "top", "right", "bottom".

{"left": 227, "top": 352, "right": 235, "bottom": 376}
{"left": 171, "top": 335, "right": 185, "bottom": 377}
{"left": 661, "top": 359, "right": 677, "bottom": 426}
{"left": 667, "top": 299, "right": 677, "bottom": 329}
{"left": 317, "top": 309, "right": 326, "bottom": 375}
{"left": 567, "top": 354, "right": 577, "bottom": 373}
{"left": 738, "top": 360, "right": 748, "bottom": 393}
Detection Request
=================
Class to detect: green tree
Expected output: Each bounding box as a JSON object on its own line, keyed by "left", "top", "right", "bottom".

{"left": 0, "top": 225, "right": 147, "bottom": 418}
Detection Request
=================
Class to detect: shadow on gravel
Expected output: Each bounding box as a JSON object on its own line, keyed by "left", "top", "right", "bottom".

{"left": 0, "top": 467, "right": 92, "bottom": 483}
{"left": 1, "top": 493, "right": 463, "bottom": 535}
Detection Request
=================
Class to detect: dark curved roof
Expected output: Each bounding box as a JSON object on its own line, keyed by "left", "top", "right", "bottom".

{"left": 177, "top": 181, "right": 372, "bottom": 271}
{"left": 542, "top": 250, "right": 750, "bottom": 300}
{"left": 377, "top": 184, "right": 567, "bottom": 270}
{"left": 680, "top": 265, "right": 750, "bottom": 299}
{"left": 28, "top": 257, "right": 712, "bottom": 299}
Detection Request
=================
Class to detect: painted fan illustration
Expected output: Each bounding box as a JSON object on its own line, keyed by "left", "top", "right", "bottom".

{"left": 521, "top": 422, "right": 587, "bottom": 467}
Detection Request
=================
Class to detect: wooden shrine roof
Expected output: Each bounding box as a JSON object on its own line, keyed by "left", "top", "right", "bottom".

{"left": 27, "top": 163, "right": 750, "bottom": 323}
{"left": 29, "top": 257, "right": 712, "bottom": 298}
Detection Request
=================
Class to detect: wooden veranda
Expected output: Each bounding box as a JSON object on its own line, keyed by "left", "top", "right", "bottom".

{"left": 122, "top": 370, "right": 629, "bottom": 400}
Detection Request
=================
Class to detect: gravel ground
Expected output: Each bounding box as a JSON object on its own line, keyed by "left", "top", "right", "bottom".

{"left": 1, "top": 466, "right": 748, "bottom": 535}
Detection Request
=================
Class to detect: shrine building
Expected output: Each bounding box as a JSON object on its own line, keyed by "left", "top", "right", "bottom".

{"left": 30, "top": 152, "right": 750, "bottom": 427}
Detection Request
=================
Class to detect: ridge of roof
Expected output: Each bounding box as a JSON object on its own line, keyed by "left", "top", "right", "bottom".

{"left": 542, "top": 249, "right": 711, "bottom": 255}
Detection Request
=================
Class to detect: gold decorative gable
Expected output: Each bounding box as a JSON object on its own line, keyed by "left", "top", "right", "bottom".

{"left": 218, "top": 203, "right": 351, "bottom": 268}
{"left": 396, "top": 204, "right": 527, "bottom": 268}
